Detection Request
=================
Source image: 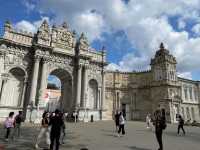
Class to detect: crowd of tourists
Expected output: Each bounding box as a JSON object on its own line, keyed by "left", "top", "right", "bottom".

{"left": 3, "top": 109, "right": 65, "bottom": 150}
{"left": 2, "top": 105, "right": 187, "bottom": 150}
{"left": 114, "top": 105, "right": 186, "bottom": 150}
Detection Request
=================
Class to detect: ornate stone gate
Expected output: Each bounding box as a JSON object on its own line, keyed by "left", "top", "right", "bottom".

{"left": 0, "top": 20, "right": 107, "bottom": 121}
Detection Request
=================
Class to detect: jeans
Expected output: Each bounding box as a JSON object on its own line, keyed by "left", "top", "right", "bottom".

{"left": 5, "top": 127, "right": 14, "bottom": 139}
{"left": 118, "top": 124, "right": 125, "bottom": 135}
{"left": 50, "top": 132, "right": 60, "bottom": 150}
{"left": 178, "top": 125, "right": 185, "bottom": 134}
{"left": 13, "top": 123, "right": 21, "bottom": 137}
{"left": 155, "top": 128, "right": 163, "bottom": 150}
{"left": 36, "top": 127, "right": 50, "bottom": 145}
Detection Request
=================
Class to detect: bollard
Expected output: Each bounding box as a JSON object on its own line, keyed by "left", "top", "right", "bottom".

{"left": 90, "top": 115, "right": 94, "bottom": 122}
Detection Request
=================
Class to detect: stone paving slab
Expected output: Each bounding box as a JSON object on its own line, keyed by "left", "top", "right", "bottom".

{"left": 0, "top": 121, "right": 200, "bottom": 150}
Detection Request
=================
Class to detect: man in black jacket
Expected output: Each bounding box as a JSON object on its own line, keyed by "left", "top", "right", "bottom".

{"left": 154, "top": 106, "right": 166, "bottom": 150}
{"left": 177, "top": 115, "right": 185, "bottom": 135}
{"left": 49, "top": 109, "right": 64, "bottom": 150}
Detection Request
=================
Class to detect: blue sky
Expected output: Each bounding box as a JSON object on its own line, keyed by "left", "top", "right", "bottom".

{"left": 0, "top": 0, "right": 200, "bottom": 81}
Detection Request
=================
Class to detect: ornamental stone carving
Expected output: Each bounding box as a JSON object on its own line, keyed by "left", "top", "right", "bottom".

{"left": 51, "top": 22, "right": 76, "bottom": 49}
{"left": 36, "top": 20, "right": 51, "bottom": 46}
{"left": 78, "top": 33, "right": 89, "bottom": 50}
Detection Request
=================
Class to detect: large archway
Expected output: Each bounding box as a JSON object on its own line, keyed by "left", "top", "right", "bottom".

{"left": 0, "top": 67, "right": 26, "bottom": 107}
{"left": 46, "top": 68, "right": 73, "bottom": 113}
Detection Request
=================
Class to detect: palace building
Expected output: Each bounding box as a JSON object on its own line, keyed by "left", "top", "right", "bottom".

{"left": 0, "top": 20, "right": 199, "bottom": 123}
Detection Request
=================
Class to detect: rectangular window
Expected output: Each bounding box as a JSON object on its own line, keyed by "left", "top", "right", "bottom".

{"left": 189, "top": 87, "right": 193, "bottom": 100}
{"left": 184, "top": 88, "right": 188, "bottom": 100}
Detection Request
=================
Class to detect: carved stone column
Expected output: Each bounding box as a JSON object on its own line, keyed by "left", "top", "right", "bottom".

{"left": 29, "top": 56, "right": 40, "bottom": 106}
{"left": 83, "top": 66, "right": 88, "bottom": 108}
{"left": 38, "top": 59, "right": 48, "bottom": 107}
{"left": 19, "top": 78, "right": 28, "bottom": 107}
{"left": 0, "top": 51, "right": 5, "bottom": 97}
{"left": 76, "top": 65, "right": 82, "bottom": 108}
{"left": 0, "top": 53, "right": 3, "bottom": 95}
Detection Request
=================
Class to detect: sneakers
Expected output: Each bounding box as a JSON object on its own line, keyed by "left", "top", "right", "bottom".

{"left": 35, "top": 144, "right": 39, "bottom": 149}
{"left": 5, "top": 138, "right": 8, "bottom": 142}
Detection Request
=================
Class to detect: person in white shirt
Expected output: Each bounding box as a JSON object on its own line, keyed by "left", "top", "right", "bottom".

{"left": 146, "top": 113, "right": 152, "bottom": 129}
{"left": 118, "top": 112, "right": 125, "bottom": 137}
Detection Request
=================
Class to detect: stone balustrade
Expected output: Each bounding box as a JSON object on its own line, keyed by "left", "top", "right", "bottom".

{"left": 3, "top": 30, "right": 33, "bottom": 46}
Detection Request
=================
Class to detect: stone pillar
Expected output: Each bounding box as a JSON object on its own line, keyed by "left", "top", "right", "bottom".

{"left": 19, "top": 79, "right": 28, "bottom": 107}
{"left": 83, "top": 66, "right": 88, "bottom": 108}
{"left": 29, "top": 56, "right": 40, "bottom": 106}
{"left": 38, "top": 59, "right": 48, "bottom": 107}
{"left": 0, "top": 52, "right": 4, "bottom": 97}
{"left": 76, "top": 65, "right": 82, "bottom": 108}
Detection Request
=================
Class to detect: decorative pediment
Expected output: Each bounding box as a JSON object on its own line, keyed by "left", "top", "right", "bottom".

{"left": 78, "top": 32, "right": 89, "bottom": 50}
{"left": 51, "top": 22, "right": 76, "bottom": 49}
{"left": 36, "top": 20, "right": 51, "bottom": 46}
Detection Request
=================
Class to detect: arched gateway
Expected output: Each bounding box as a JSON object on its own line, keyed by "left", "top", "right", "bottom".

{"left": 0, "top": 20, "right": 107, "bottom": 122}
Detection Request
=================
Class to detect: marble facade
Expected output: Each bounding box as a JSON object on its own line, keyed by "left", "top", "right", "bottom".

{"left": 0, "top": 20, "right": 106, "bottom": 122}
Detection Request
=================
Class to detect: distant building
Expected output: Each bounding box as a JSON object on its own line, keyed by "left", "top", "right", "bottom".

{"left": 104, "top": 43, "right": 200, "bottom": 123}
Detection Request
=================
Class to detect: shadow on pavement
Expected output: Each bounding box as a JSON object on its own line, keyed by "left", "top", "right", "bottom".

{"left": 127, "top": 146, "right": 152, "bottom": 150}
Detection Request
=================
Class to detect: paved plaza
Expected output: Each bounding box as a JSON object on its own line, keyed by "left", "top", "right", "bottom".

{"left": 0, "top": 121, "right": 200, "bottom": 150}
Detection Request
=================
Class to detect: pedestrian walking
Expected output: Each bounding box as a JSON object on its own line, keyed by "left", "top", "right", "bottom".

{"left": 146, "top": 113, "right": 151, "bottom": 129}
{"left": 118, "top": 112, "right": 125, "bottom": 137}
{"left": 4, "top": 112, "right": 15, "bottom": 141}
{"left": 114, "top": 111, "right": 120, "bottom": 132}
{"left": 49, "top": 109, "right": 64, "bottom": 150}
{"left": 60, "top": 112, "right": 66, "bottom": 145}
{"left": 153, "top": 106, "right": 166, "bottom": 150}
{"left": 13, "top": 111, "right": 23, "bottom": 137}
{"left": 35, "top": 111, "right": 50, "bottom": 149}
{"left": 177, "top": 115, "right": 185, "bottom": 135}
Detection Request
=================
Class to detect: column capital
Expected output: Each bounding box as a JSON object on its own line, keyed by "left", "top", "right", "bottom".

{"left": 42, "top": 57, "right": 50, "bottom": 63}
{"left": 34, "top": 55, "right": 41, "bottom": 61}
{"left": 84, "top": 64, "right": 90, "bottom": 69}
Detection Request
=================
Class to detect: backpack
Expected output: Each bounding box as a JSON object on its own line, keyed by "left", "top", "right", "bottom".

{"left": 15, "top": 115, "right": 22, "bottom": 124}
{"left": 161, "top": 120, "right": 167, "bottom": 130}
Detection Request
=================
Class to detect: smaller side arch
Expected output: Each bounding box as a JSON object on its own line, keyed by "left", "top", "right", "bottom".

{"left": 87, "top": 79, "right": 99, "bottom": 109}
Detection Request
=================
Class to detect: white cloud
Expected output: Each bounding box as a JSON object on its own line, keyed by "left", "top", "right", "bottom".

{"left": 23, "top": 0, "right": 200, "bottom": 78}
{"left": 178, "top": 19, "right": 186, "bottom": 29}
{"left": 177, "top": 72, "right": 192, "bottom": 79}
{"left": 23, "top": 0, "right": 35, "bottom": 12}
{"left": 106, "top": 63, "right": 121, "bottom": 71}
{"left": 15, "top": 20, "right": 37, "bottom": 33}
{"left": 72, "top": 11, "right": 106, "bottom": 41}
{"left": 192, "top": 24, "right": 200, "bottom": 35}
{"left": 14, "top": 17, "right": 50, "bottom": 33}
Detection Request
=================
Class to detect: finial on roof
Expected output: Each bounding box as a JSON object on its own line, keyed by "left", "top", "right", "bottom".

{"left": 4, "top": 20, "right": 13, "bottom": 31}
{"left": 52, "top": 24, "right": 56, "bottom": 29}
{"left": 102, "top": 46, "right": 106, "bottom": 52}
{"left": 160, "top": 42, "right": 164, "bottom": 49}
{"left": 62, "top": 22, "right": 68, "bottom": 28}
